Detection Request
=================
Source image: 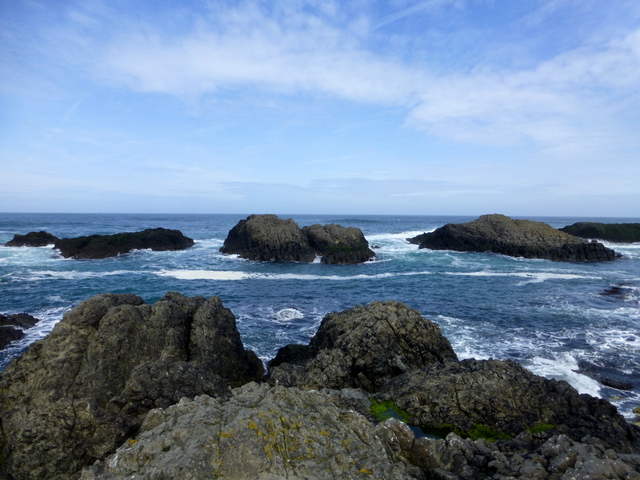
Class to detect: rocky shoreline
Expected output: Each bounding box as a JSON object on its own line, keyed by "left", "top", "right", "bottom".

{"left": 1, "top": 294, "right": 638, "bottom": 479}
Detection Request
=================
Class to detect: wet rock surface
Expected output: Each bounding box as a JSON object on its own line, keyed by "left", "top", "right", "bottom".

{"left": 220, "top": 214, "right": 375, "bottom": 264}
{"left": 0, "top": 313, "right": 40, "bottom": 349}
{"left": 560, "top": 222, "right": 640, "bottom": 243}
{"left": 54, "top": 227, "right": 195, "bottom": 259}
{"left": 4, "top": 231, "right": 59, "bottom": 247}
{"left": 409, "top": 214, "right": 617, "bottom": 262}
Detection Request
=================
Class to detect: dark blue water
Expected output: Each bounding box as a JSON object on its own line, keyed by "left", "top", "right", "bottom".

{"left": 1, "top": 213, "right": 639, "bottom": 417}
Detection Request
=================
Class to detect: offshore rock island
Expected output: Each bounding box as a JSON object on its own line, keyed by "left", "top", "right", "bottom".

{"left": 409, "top": 214, "right": 618, "bottom": 262}
{"left": 220, "top": 214, "right": 376, "bottom": 264}
{"left": 1, "top": 294, "right": 639, "bottom": 479}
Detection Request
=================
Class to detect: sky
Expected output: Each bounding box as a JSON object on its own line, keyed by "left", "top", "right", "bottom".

{"left": 1, "top": 0, "right": 639, "bottom": 216}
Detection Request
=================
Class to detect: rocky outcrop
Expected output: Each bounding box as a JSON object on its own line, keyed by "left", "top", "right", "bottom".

{"left": 0, "top": 313, "right": 40, "bottom": 349}
{"left": 220, "top": 214, "right": 375, "bottom": 264}
{"left": 560, "top": 222, "right": 640, "bottom": 243}
{"left": 268, "top": 301, "right": 458, "bottom": 392}
{"left": 4, "top": 231, "right": 59, "bottom": 247}
{"left": 0, "top": 293, "right": 262, "bottom": 480}
{"left": 2, "top": 295, "right": 640, "bottom": 480}
{"left": 54, "top": 227, "right": 195, "bottom": 259}
{"left": 80, "top": 383, "right": 424, "bottom": 480}
{"left": 302, "top": 224, "right": 376, "bottom": 264}
{"left": 377, "top": 359, "right": 638, "bottom": 452}
{"left": 409, "top": 214, "right": 617, "bottom": 262}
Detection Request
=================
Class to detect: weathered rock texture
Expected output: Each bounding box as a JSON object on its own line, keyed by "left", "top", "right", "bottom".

{"left": 4, "top": 230, "right": 59, "bottom": 247}
{"left": 54, "top": 227, "right": 195, "bottom": 259}
{"left": 80, "top": 383, "right": 424, "bottom": 480}
{"left": 378, "top": 359, "right": 638, "bottom": 452}
{"left": 409, "top": 214, "right": 617, "bottom": 262}
{"left": 560, "top": 222, "right": 640, "bottom": 243}
{"left": 0, "top": 292, "right": 262, "bottom": 480}
{"left": 268, "top": 301, "right": 458, "bottom": 392}
{"left": 303, "top": 223, "right": 376, "bottom": 264}
{"left": 0, "top": 313, "right": 40, "bottom": 349}
{"left": 220, "top": 214, "right": 375, "bottom": 264}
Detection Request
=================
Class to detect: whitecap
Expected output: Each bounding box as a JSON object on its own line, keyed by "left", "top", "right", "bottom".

{"left": 274, "top": 308, "right": 304, "bottom": 321}
{"left": 526, "top": 353, "right": 602, "bottom": 398}
{"left": 156, "top": 269, "right": 252, "bottom": 280}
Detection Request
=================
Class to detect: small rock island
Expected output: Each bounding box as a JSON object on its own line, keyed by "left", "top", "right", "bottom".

{"left": 560, "top": 222, "right": 640, "bottom": 243}
{"left": 220, "top": 214, "right": 375, "bottom": 264}
{"left": 409, "top": 214, "right": 617, "bottom": 262}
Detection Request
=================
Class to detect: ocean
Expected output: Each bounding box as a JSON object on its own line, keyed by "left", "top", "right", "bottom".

{"left": 1, "top": 213, "right": 639, "bottom": 418}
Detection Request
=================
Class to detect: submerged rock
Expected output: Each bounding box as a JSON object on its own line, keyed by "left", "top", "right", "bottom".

{"left": 409, "top": 214, "right": 617, "bottom": 262}
{"left": 4, "top": 230, "right": 59, "bottom": 247}
{"left": 54, "top": 227, "right": 195, "bottom": 259}
{"left": 560, "top": 222, "right": 640, "bottom": 243}
{"left": 220, "top": 214, "right": 375, "bottom": 264}
{"left": 268, "top": 300, "right": 457, "bottom": 392}
{"left": 0, "top": 293, "right": 262, "bottom": 480}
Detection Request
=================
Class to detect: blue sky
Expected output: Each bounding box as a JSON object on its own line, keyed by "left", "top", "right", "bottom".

{"left": 1, "top": 0, "right": 639, "bottom": 216}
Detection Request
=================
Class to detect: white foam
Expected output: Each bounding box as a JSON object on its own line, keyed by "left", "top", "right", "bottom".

{"left": 274, "top": 308, "right": 304, "bottom": 321}
{"left": 156, "top": 269, "right": 252, "bottom": 280}
{"left": 155, "top": 269, "right": 435, "bottom": 281}
{"left": 445, "top": 271, "right": 600, "bottom": 284}
{"left": 24, "top": 270, "right": 137, "bottom": 281}
{"left": 527, "top": 353, "right": 602, "bottom": 398}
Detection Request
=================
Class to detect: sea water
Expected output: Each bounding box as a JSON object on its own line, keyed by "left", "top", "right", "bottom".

{"left": 1, "top": 213, "right": 639, "bottom": 418}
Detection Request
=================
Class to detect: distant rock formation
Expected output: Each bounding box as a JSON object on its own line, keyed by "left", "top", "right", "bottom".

{"left": 54, "top": 227, "right": 195, "bottom": 259}
{"left": 0, "top": 293, "right": 263, "bottom": 480}
{"left": 560, "top": 222, "right": 640, "bottom": 243}
{"left": 0, "top": 313, "right": 40, "bottom": 349}
{"left": 220, "top": 214, "right": 375, "bottom": 264}
{"left": 1, "top": 294, "right": 639, "bottom": 480}
{"left": 409, "top": 214, "right": 617, "bottom": 262}
{"left": 4, "top": 230, "right": 59, "bottom": 247}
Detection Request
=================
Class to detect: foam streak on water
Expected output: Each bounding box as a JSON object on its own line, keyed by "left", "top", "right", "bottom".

{"left": 1, "top": 213, "right": 639, "bottom": 418}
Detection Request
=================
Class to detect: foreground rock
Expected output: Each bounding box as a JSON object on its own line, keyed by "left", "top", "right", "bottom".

{"left": 220, "top": 214, "right": 375, "bottom": 264}
{"left": 268, "top": 301, "right": 458, "bottom": 391}
{"left": 81, "top": 383, "right": 423, "bottom": 480}
{"left": 560, "top": 222, "right": 640, "bottom": 243}
{"left": 54, "top": 227, "right": 195, "bottom": 259}
{"left": 409, "top": 214, "right": 617, "bottom": 262}
{"left": 4, "top": 230, "right": 59, "bottom": 247}
{"left": 0, "top": 313, "right": 40, "bottom": 349}
{"left": 0, "top": 293, "right": 262, "bottom": 480}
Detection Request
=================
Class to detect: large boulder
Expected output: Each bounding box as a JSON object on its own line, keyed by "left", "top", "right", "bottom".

{"left": 0, "top": 313, "right": 40, "bottom": 349}
{"left": 560, "top": 222, "right": 640, "bottom": 243}
{"left": 4, "top": 231, "right": 59, "bottom": 247}
{"left": 409, "top": 214, "right": 617, "bottom": 262}
{"left": 54, "top": 227, "right": 194, "bottom": 259}
{"left": 377, "top": 359, "right": 640, "bottom": 452}
{"left": 0, "top": 292, "right": 262, "bottom": 480}
{"left": 80, "top": 383, "right": 424, "bottom": 480}
{"left": 220, "top": 214, "right": 316, "bottom": 262}
{"left": 302, "top": 223, "right": 375, "bottom": 264}
{"left": 220, "top": 214, "right": 375, "bottom": 264}
{"left": 268, "top": 301, "right": 458, "bottom": 392}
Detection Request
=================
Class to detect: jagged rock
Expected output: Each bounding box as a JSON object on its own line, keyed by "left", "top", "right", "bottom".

{"left": 220, "top": 214, "right": 375, "bottom": 264}
{"left": 377, "top": 359, "right": 640, "bottom": 452}
{"left": 54, "top": 227, "right": 195, "bottom": 259}
{"left": 268, "top": 301, "right": 458, "bottom": 392}
{"left": 302, "top": 223, "right": 375, "bottom": 264}
{"left": 220, "top": 214, "right": 316, "bottom": 262}
{"left": 4, "top": 230, "right": 59, "bottom": 247}
{"left": 560, "top": 222, "right": 640, "bottom": 243}
{"left": 0, "top": 313, "right": 40, "bottom": 349}
{"left": 80, "top": 383, "right": 425, "bottom": 480}
{"left": 409, "top": 214, "right": 617, "bottom": 262}
{"left": 0, "top": 293, "right": 262, "bottom": 480}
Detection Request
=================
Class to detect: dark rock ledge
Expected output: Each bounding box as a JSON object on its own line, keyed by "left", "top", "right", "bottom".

{"left": 409, "top": 214, "right": 618, "bottom": 262}
{"left": 0, "top": 295, "right": 638, "bottom": 480}
{"left": 0, "top": 313, "right": 40, "bottom": 350}
{"left": 560, "top": 222, "right": 640, "bottom": 243}
{"left": 220, "top": 214, "right": 375, "bottom": 264}
{"left": 54, "top": 227, "right": 195, "bottom": 259}
{"left": 4, "top": 231, "right": 59, "bottom": 247}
